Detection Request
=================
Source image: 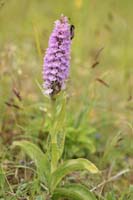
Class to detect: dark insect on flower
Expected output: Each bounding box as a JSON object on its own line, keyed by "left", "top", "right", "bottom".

{"left": 70, "top": 24, "right": 75, "bottom": 40}
{"left": 50, "top": 80, "right": 61, "bottom": 96}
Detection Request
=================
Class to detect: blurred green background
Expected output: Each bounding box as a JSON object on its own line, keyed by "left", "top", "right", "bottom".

{"left": 0, "top": 0, "right": 133, "bottom": 198}
{"left": 0, "top": 0, "right": 132, "bottom": 132}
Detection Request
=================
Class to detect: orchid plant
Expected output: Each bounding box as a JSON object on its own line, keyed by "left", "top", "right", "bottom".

{"left": 13, "top": 15, "right": 99, "bottom": 200}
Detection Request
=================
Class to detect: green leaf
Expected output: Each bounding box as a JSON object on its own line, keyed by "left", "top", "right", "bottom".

{"left": 74, "top": 105, "right": 89, "bottom": 128}
{"left": 102, "top": 132, "right": 122, "bottom": 166}
{"left": 50, "top": 158, "right": 99, "bottom": 192}
{"left": 0, "top": 166, "right": 5, "bottom": 194}
{"left": 50, "top": 94, "right": 67, "bottom": 172}
{"left": 13, "top": 141, "right": 50, "bottom": 186}
{"left": 52, "top": 184, "right": 97, "bottom": 200}
{"left": 105, "top": 191, "right": 116, "bottom": 200}
{"left": 35, "top": 196, "right": 44, "bottom": 200}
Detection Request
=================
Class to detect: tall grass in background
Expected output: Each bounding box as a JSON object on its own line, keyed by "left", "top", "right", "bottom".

{"left": 0, "top": 0, "right": 132, "bottom": 199}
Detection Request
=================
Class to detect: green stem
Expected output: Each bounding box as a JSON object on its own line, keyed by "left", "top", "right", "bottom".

{"left": 49, "top": 93, "right": 67, "bottom": 173}
{"left": 50, "top": 96, "right": 58, "bottom": 173}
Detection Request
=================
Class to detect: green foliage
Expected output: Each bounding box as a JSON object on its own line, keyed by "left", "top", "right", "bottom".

{"left": 50, "top": 94, "right": 67, "bottom": 172}
{"left": 52, "top": 184, "right": 97, "bottom": 200}
{"left": 13, "top": 141, "right": 50, "bottom": 186}
{"left": 105, "top": 191, "right": 117, "bottom": 200}
{"left": 105, "top": 187, "right": 133, "bottom": 200}
{"left": 0, "top": 166, "right": 5, "bottom": 196}
{"left": 101, "top": 132, "right": 123, "bottom": 166}
{"left": 12, "top": 93, "right": 99, "bottom": 199}
{"left": 65, "top": 126, "right": 96, "bottom": 158}
{"left": 0, "top": 0, "right": 132, "bottom": 199}
{"left": 64, "top": 104, "right": 97, "bottom": 158}
{"left": 50, "top": 158, "right": 99, "bottom": 192}
{"left": 13, "top": 139, "right": 99, "bottom": 198}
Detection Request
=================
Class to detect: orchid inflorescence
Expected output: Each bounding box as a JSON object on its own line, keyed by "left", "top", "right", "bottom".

{"left": 43, "top": 15, "right": 72, "bottom": 97}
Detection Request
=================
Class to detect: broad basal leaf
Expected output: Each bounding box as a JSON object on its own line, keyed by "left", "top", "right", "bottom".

{"left": 13, "top": 141, "right": 50, "bottom": 186}
{"left": 50, "top": 158, "right": 99, "bottom": 192}
{"left": 52, "top": 184, "right": 97, "bottom": 200}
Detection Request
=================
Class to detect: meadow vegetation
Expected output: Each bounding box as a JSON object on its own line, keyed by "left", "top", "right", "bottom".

{"left": 0, "top": 0, "right": 132, "bottom": 199}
